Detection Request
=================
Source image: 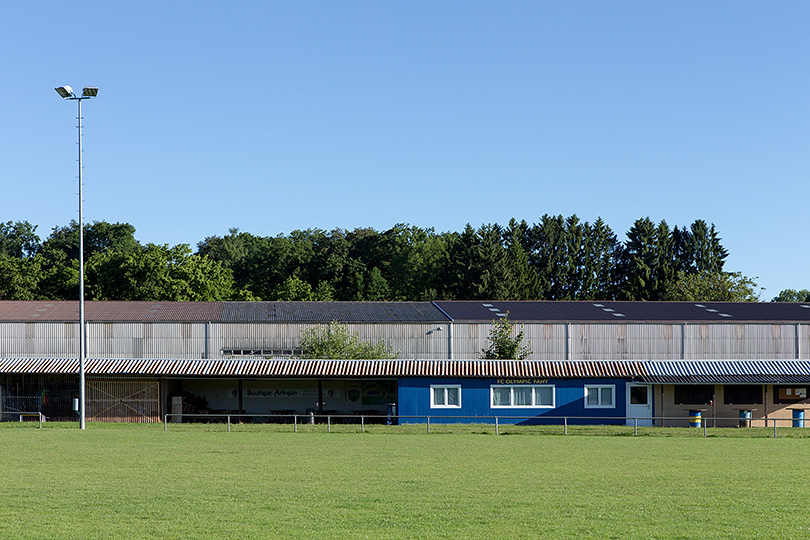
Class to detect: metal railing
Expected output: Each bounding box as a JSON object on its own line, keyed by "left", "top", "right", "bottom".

{"left": 161, "top": 412, "right": 808, "bottom": 437}
{"left": 163, "top": 412, "right": 395, "bottom": 432}
{"left": 0, "top": 411, "right": 45, "bottom": 428}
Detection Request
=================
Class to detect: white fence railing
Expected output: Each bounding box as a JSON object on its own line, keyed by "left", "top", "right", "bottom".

{"left": 161, "top": 413, "right": 805, "bottom": 437}
{"left": 0, "top": 411, "right": 45, "bottom": 428}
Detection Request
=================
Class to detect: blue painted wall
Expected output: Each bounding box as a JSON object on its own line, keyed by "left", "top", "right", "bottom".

{"left": 397, "top": 377, "right": 629, "bottom": 425}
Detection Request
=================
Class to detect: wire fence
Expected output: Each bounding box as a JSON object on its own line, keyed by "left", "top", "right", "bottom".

{"left": 157, "top": 412, "right": 810, "bottom": 438}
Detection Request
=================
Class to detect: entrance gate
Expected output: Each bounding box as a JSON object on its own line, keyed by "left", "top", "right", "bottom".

{"left": 87, "top": 379, "right": 161, "bottom": 422}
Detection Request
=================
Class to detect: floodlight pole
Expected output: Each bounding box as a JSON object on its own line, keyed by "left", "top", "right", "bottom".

{"left": 56, "top": 86, "right": 98, "bottom": 430}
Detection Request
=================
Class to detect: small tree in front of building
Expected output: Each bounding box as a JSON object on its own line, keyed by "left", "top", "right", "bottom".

{"left": 300, "top": 321, "right": 398, "bottom": 359}
{"left": 480, "top": 314, "right": 532, "bottom": 360}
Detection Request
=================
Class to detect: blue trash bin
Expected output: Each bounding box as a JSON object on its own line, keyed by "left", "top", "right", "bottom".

{"left": 793, "top": 409, "right": 805, "bottom": 428}
{"left": 688, "top": 410, "right": 702, "bottom": 428}
{"left": 738, "top": 410, "right": 751, "bottom": 428}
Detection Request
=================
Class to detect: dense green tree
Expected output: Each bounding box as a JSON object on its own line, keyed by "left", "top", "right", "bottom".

{"left": 582, "top": 218, "right": 621, "bottom": 300}
{"left": 86, "top": 244, "right": 235, "bottom": 301}
{"left": 196, "top": 228, "right": 258, "bottom": 273}
{"left": 273, "top": 275, "right": 315, "bottom": 301}
{"left": 772, "top": 289, "right": 810, "bottom": 302}
{"left": 654, "top": 220, "right": 676, "bottom": 293}
{"left": 480, "top": 315, "right": 532, "bottom": 360}
{"left": 475, "top": 223, "right": 511, "bottom": 300}
{"left": 43, "top": 220, "right": 139, "bottom": 261}
{"left": 688, "top": 220, "right": 728, "bottom": 274}
{"left": 346, "top": 227, "right": 386, "bottom": 276}
{"left": 0, "top": 221, "right": 40, "bottom": 258}
{"left": 528, "top": 214, "right": 567, "bottom": 299}
{"left": 502, "top": 219, "right": 539, "bottom": 300}
{"left": 0, "top": 216, "right": 742, "bottom": 303}
{"left": 663, "top": 271, "right": 761, "bottom": 302}
{"left": 313, "top": 281, "right": 336, "bottom": 301}
{"left": 672, "top": 220, "right": 728, "bottom": 275}
{"left": 525, "top": 214, "right": 621, "bottom": 300}
{"left": 85, "top": 221, "right": 140, "bottom": 256}
{"left": 619, "top": 217, "right": 659, "bottom": 300}
{"left": 197, "top": 228, "right": 275, "bottom": 299}
{"left": 299, "top": 321, "right": 398, "bottom": 359}
{"left": 446, "top": 225, "right": 481, "bottom": 300}
{"left": 620, "top": 218, "right": 677, "bottom": 301}
{"left": 360, "top": 267, "right": 391, "bottom": 301}
{"left": 36, "top": 246, "right": 79, "bottom": 300}
{"left": 230, "top": 235, "right": 297, "bottom": 300}
{"left": 382, "top": 225, "right": 451, "bottom": 301}
{"left": 0, "top": 255, "right": 43, "bottom": 299}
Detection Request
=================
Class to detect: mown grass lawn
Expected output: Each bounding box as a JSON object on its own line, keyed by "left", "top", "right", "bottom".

{"left": 0, "top": 423, "right": 809, "bottom": 539}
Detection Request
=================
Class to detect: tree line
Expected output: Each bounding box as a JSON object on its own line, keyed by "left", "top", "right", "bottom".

{"left": 0, "top": 215, "right": 772, "bottom": 302}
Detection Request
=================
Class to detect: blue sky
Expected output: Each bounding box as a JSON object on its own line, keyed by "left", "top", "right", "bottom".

{"left": 3, "top": 2, "right": 808, "bottom": 299}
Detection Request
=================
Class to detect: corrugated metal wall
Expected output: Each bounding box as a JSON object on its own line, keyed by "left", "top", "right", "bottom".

{"left": 683, "top": 324, "right": 799, "bottom": 359}
{"left": 211, "top": 322, "right": 450, "bottom": 359}
{"left": 0, "top": 322, "right": 78, "bottom": 357}
{"left": 1, "top": 321, "right": 808, "bottom": 361}
{"left": 568, "top": 324, "right": 681, "bottom": 360}
{"left": 452, "top": 322, "right": 808, "bottom": 361}
{"left": 91, "top": 323, "right": 207, "bottom": 359}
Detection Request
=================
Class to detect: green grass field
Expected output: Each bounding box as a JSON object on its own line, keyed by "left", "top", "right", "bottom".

{"left": 1, "top": 423, "right": 809, "bottom": 539}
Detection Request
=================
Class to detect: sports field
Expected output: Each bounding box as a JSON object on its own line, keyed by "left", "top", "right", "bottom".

{"left": 1, "top": 424, "right": 808, "bottom": 539}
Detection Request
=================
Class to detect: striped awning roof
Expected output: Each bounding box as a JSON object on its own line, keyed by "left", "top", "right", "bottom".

{"left": 642, "top": 360, "right": 810, "bottom": 384}
{"left": 0, "top": 358, "right": 645, "bottom": 379}
{"left": 3, "top": 358, "right": 810, "bottom": 383}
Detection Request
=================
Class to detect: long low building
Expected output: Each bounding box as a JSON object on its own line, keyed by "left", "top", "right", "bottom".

{"left": 1, "top": 300, "right": 809, "bottom": 427}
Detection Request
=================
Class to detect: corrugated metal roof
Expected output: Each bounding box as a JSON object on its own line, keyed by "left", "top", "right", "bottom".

{"left": 220, "top": 302, "right": 445, "bottom": 322}
{"left": 0, "top": 301, "right": 223, "bottom": 322}
{"left": 434, "top": 301, "right": 810, "bottom": 322}
{"left": 643, "top": 360, "right": 810, "bottom": 384}
{"left": 0, "top": 301, "right": 444, "bottom": 323}
{"left": 0, "top": 358, "right": 646, "bottom": 378}
{"left": 2, "top": 300, "right": 810, "bottom": 323}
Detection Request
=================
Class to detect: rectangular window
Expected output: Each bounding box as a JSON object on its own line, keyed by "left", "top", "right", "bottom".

{"left": 723, "top": 385, "right": 763, "bottom": 405}
{"left": 584, "top": 385, "right": 615, "bottom": 408}
{"left": 490, "top": 385, "right": 554, "bottom": 408}
{"left": 674, "top": 385, "right": 714, "bottom": 405}
{"left": 630, "top": 386, "right": 649, "bottom": 405}
{"left": 430, "top": 385, "right": 461, "bottom": 408}
{"left": 221, "top": 348, "right": 303, "bottom": 358}
{"left": 774, "top": 386, "right": 808, "bottom": 404}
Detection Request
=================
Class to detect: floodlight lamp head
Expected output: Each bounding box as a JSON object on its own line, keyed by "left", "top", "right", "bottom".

{"left": 55, "top": 86, "right": 74, "bottom": 98}
{"left": 82, "top": 87, "right": 98, "bottom": 97}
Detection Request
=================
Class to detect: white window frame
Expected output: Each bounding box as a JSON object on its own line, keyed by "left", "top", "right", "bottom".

{"left": 584, "top": 385, "right": 615, "bottom": 409}
{"left": 430, "top": 385, "right": 461, "bottom": 409}
{"left": 490, "top": 385, "right": 555, "bottom": 409}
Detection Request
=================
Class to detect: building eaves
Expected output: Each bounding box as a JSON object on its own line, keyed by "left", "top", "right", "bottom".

{"left": 642, "top": 360, "right": 810, "bottom": 384}
{"left": 0, "top": 358, "right": 645, "bottom": 378}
